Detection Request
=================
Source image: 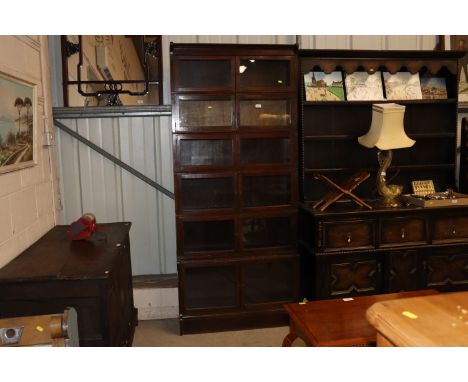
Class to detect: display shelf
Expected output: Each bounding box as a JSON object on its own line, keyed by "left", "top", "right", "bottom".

{"left": 298, "top": 49, "right": 468, "bottom": 301}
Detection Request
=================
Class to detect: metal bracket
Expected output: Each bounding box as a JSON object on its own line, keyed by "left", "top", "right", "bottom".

{"left": 65, "top": 41, "right": 80, "bottom": 57}
{"left": 0, "top": 326, "right": 24, "bottom": 345}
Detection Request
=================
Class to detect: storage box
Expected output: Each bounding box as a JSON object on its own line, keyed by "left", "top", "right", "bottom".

{"left": 401, "top": 192, "right": 468, "bottom": 207}
{"left": 0, "top": 223, "right": 137, "bottom": 346}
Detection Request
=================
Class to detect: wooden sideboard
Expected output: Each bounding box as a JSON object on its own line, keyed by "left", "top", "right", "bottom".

{"left": 0, "top": 223, "right": 137, "bottom": 346}
{"left": 300, "top": 203, "right": 468, "bottom": 299}
{"left": 298, "top": 49, "right": 468, "bottom": 300}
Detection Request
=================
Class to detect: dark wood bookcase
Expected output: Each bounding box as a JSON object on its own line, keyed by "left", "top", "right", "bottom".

{"left": 171, "top": 43, "right": 300, "bottom": 334}
{"left": 298, "top": 49, "right": 468, "bottom": 300}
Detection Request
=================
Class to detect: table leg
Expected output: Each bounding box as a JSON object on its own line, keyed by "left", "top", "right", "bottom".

{"left": 282, "top": 325, "right": 298, "bottom": 347}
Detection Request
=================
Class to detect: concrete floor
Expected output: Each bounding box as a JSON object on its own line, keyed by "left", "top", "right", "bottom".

{"left": 132, "top": 318, "right": 305, "bottom": 346}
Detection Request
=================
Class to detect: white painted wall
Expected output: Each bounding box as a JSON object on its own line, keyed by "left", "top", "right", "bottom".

{"left": 0, "top": 36, "right": 59, "bottom": 269}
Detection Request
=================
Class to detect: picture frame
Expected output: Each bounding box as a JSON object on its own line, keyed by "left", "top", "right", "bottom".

{"left": 303, "top": 71, "right": 345, "bottom": 101}
{"left": 0, "top": 71, "right": 36, "bottom": 174}
{"left": 344, "top": 71, "right": 384, "bottom": 101}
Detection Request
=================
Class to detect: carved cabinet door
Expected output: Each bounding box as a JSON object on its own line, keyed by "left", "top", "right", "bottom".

{"left": 315, "top": 253, "right": 384, "bottom": 299}
{"left": 384, "top": 250, "right": 422, "bottom": 293}
{"left": 423, "top": 247, "right": 468, "bottom": 291}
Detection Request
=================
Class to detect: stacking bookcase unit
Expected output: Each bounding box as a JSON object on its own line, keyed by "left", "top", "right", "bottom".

{"left": 298, "top": 49, "right": 468, "bottom": 300}
{"left": 171, "top": 43, "right": 300, "bottom": 334}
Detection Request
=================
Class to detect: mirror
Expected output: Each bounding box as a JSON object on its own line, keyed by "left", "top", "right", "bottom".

{"left": 61, "top": 35, "right": 162, "bottom": 106}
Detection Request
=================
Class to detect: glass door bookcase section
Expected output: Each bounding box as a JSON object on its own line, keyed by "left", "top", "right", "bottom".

{"left": 171, "top": 43, "right": 299, "bottom": 334}
{"left": 238, "top": 95, "right": 294, "bottom": 129}
{"left": 237, "top": 56, "right": 296, "bottom": 92}
{"left": 171, "top": 56, "right": 235, "bottom": 93}
{"left": 174, "top": 133, "right": 235, "bottom": 171}
{"left": 173, "top": 95, "right": 235, "bottom": 132}
{"left": 180, "top": 263, "right": 239, "bottom": 311}
{"left": 177, "top": 215, "right": 236, "bottom": 256}
{"left": 175, "top": 173, "right": 237, "bottom": 213}
{"left": 241, "top": 172, "right": 296, "bottom": 208}
{"left": 240, "top": 209, "right": 297, "bottom": 251}
{"left": 239, "top": 133, "right": 292, "bottom": 168}
{"left": 179, "top": 255, "right": 300, "bottom": 313}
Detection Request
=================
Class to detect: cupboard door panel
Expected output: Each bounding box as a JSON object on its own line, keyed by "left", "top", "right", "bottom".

{"left": 238, "top": 58, "right": 291, "bottom": 90}
{"left": 173, "top": 58, "right": 233, "bottom": 91}
{"left": 239, "top": 99, "right": 291, "bottom": 127}
{"left": 180, "top": 176, "right": 234, "bottom": 211}
{"left": 180, "top": 99, "right": 232, "bottom": 128}
{"left": 425, "top": 251, "right": 468, "bottom": 289}
{"left": 241, "top": 216, "right": 293, "bottom": 249}
{"left": 242, "top": 175, "right": 291, "bottom": 207}
{"left": 316, "top": 254, "right": 383, "bottom": 299}
{"left": 243, "top": 258, "right": 298, "bottom": 305}
{"left": 240, "top": 137, "right": 291, "bottom": 165}
{"left": 179, "top": 138, "right": 233, "bottom": 167}
{"left": 183, "top": 265, "right": 238, "bottom": 310}
{"left": 385, "top": 250, "right": 421, "bottom": 292}
{"left": 182, "top": 220, "right": 235, "bottom": 252}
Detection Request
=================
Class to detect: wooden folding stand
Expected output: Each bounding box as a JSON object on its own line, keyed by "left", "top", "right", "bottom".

{"left": 313, "top": 171, "right": 372, "bottom": 212}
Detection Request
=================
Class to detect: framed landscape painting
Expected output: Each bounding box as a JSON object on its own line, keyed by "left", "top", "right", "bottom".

{"left": 304, "top": 71, "right": 345, "bottom": 101}
{"left": 0, "top": 72, "right": 36, "bottom": 174}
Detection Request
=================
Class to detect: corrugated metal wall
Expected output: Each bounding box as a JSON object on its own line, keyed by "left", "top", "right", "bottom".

{"left": 53, "top": 35, "right": 438, "bottom": 276}
{"left": 55, "top": 111, "right": 176, "bottom": 275}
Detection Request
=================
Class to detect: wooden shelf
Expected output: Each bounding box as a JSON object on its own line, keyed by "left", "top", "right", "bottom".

{"left": 303, "top": 132, "right": 456, "bottom": 141}
{"left": 303, "top": 99, "right": 457, "bottom": 106}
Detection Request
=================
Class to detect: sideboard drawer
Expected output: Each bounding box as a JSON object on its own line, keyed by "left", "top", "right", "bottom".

{"left": 432, "top": 216, "right": 468, "bottom": 243}
{"left": 380, "top": 217, "right": 427, "bottom": 247}
{"left": 322, "top": 220, "right": 375, "bottom": 251}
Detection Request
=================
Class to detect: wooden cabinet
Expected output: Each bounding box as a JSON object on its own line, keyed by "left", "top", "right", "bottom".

{"left": 0, "top": 223, "right": 137, "bottom": 346}
{"left": 301, "top": 204, "right": 468, "bottom": 299}
{"left": 171, "top": 43, "right": 300, "bottom": 334}
{"left": 298, "top": 49, "right": 468, "bottom": 300}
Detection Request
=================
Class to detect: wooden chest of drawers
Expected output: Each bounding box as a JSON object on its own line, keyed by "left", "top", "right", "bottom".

{"left": 300, "top": 204, "right": 468, "bottom": 300}
{"left": 0, "top": 223, "right": 137, "bottom": 346}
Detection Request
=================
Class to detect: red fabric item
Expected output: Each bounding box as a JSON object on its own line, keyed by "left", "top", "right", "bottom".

{"left": 67, "top": 215, "right": 97, "bottom": 240}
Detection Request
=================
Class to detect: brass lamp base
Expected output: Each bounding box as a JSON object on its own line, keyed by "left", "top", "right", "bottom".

{"left": 376, "top": 150, "right": 403, "bottom": 208}
{"left": 375, "top": 195, "right": 402, "bottom": 209}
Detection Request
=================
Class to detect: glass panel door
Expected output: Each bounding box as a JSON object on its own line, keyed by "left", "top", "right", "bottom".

{"left": 175, "top": 95, "right": 234, "bottom": 131}
{"left": 173, "top": 58, "right": 234, "bottom": 91}
{"left": 238, "top": 58, "right": 291, "bottom": 90}
{"left": 239, "top": 99, "right": 291, "bottom": 128}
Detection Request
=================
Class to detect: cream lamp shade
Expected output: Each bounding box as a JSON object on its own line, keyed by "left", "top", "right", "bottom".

{"left": 358, "top": 103, "right": 415, "bottom": 150}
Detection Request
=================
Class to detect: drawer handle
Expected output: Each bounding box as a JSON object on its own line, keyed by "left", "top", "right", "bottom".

{"left": 452, "top": 226, "right": 457, "bottom": 236}
{"left": 346, "top": 233, "right": 352, "bottom": 244}
{"left": 401, "top": 228, "right": 405, "bottom": 239}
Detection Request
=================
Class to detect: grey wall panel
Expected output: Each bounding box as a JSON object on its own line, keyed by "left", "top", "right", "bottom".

{"left": 298, "top": 35, "right": 437, "bottom": 50}
{"left": 56, "top": 115, "right": 176, "bottom": 275}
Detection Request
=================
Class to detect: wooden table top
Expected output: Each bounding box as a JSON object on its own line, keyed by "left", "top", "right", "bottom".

{"left": 366, "top": 291, "right": 468, "bottom": 346}
{"left": 284, "top": 290, "right": 438, "bottom": 346}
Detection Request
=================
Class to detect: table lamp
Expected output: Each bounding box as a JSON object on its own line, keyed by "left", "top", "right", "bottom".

{"left": 358, "top": 103, "right": 415, "bottom": 208}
